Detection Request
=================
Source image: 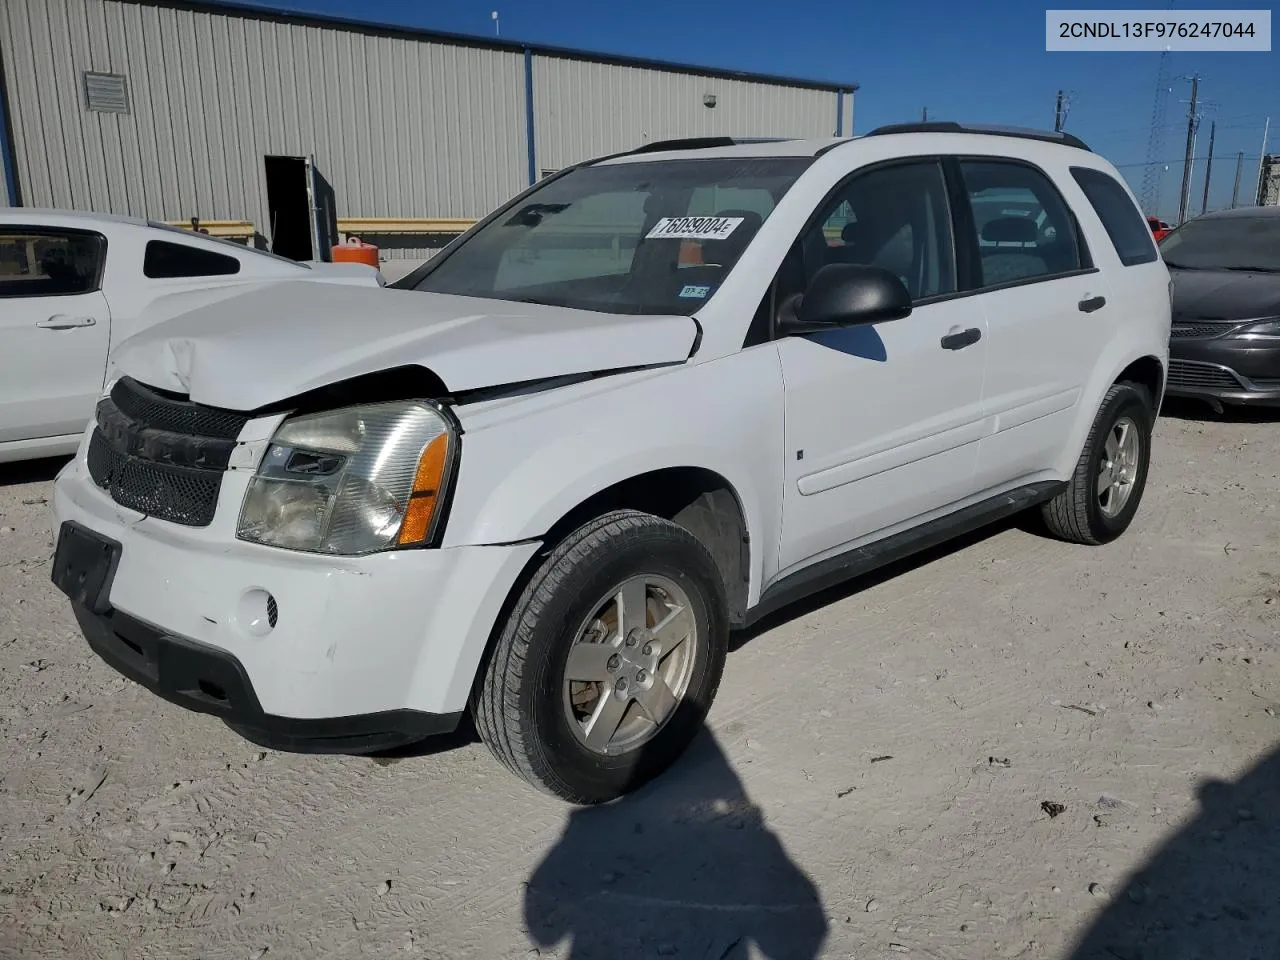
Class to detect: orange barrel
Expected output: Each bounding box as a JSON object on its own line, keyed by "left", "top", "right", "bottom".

{"left": 331, "top": 235, "right": 379, "bottom": 267}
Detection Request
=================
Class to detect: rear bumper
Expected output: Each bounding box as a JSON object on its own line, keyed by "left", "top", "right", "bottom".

{"left": 71, "top": 602, "right": 460, "bottom": 753}
{"left": 1165, "top": 339, "right": 1280, "bottom": 405}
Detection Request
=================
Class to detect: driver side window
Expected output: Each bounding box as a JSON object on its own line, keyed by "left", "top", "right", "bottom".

{"left": 800, "top": 160, "right": 956, "bottom": 302}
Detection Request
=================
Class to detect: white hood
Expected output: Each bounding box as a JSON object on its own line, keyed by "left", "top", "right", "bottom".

{"left": 109, "top": 280, "right": 699, "bottom": 411}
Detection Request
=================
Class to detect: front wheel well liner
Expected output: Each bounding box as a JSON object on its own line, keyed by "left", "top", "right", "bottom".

{"left": 533, "top": 467, "right": 751, "bottom": 625}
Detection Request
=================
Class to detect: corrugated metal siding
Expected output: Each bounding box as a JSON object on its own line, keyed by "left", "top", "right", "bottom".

{"left": 0, "top": 0, "right": 528, "bottom": 226}
{"left": 531, "top": 55, "right": 838, "bottom": 171}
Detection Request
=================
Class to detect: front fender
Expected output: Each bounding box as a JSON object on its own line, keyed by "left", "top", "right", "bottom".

{"left": 441, "top": 348, "right": 785, "bottom": 604}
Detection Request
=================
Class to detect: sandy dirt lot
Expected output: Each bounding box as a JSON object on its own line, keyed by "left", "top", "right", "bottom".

{"left": 1, "top": 401, "right": 1277, "bottom": 960}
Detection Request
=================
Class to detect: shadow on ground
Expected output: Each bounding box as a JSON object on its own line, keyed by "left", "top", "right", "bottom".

{"left": 0, "top": 455, "right": 70, "bottom": 487}
{"left": 1159, "top": 396, "right": 1280, "bottom": 424}
{"left": 525, "top": 729, "right": 827, "bottom": 960}
{"left": 1068, "top": 744, "right": 1280, "bottom": 960}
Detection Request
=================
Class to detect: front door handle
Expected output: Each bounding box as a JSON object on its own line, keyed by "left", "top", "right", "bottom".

{"left": 940, "top": 327, "right": 982, "bottom": 351}
{"left": 36, "top": 314, "right": 97, "bottom": 329}
{"left": 1078, "top": 296, "right": 1106, "bottom": 313}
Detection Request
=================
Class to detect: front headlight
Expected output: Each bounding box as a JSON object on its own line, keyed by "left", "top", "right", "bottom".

{"left": 1227, "top": 318, "right": 1280, "bottom": 341}
{"left": 236, "top": 400, "right": 456, "bottom": 555}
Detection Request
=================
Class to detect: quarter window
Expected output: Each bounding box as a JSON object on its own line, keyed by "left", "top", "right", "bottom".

{"left": 0, "top": 229, "right": 106, "bottom": 298}
{"left": 1070, "top": 167, "right": 1159, "bottom": 266}
{"left": 143, "top": 240, "right": 241, "bottom": 279}
{"left": 959, "top": 160, "right": 1084, "bottom": 287}
{"left": 799, "top": 160, "right": 956, "bottom": 301}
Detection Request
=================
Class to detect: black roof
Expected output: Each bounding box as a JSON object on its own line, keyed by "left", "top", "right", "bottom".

{"left": 133, "top": 0, "right": 858, "bottom": 93}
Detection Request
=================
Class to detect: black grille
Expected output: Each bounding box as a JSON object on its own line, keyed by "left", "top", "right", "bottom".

{"left": 110, "top": 377, "right": 248, "bottom": 440}
{"left": 1167, "top": 359, "right": 1243, "bottom": 391}
{"left": 266, "top": 595, "right": 279, "bottom": 628}
{"left": 1170, "top": 322, "right": 1234, "bottom": 339}
{"left": 86, "top": 378, "right": 248, "bottom": 527}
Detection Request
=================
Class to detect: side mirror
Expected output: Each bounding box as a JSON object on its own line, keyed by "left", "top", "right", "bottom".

{"left": 779, "top": 263, "right": 913, "bottom": 334}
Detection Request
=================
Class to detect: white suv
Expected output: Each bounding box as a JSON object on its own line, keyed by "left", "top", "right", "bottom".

{"left": 50, "top": 123, "right": 1170, "bottom": 803}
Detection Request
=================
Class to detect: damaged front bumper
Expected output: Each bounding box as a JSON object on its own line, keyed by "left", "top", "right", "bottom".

{"left": 51, "top": 454, "right": 539, "bottom": 753}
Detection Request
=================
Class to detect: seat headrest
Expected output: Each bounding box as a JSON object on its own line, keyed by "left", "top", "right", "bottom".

{"left": 840, "top": 221, "right": 868, "bottom": 246}
{"left": 981, "top": 216, "right": 1038, "bottom": 244}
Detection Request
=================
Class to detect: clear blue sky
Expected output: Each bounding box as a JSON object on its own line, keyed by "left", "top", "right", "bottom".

{"left": 213, "top": 0, "right": 1277, "bottom": 219}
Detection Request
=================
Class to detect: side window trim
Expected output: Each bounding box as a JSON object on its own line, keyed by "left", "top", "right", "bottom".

{"left": 951, "top": 154, "right": 1096, "bottom": 291}
{"left": 0, "top": 225, "right": 108, "bottom": 298}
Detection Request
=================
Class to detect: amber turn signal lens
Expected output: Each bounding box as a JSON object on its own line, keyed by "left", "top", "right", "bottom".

{"left": 397, "top": 433, "right": 450, "bottom": 546}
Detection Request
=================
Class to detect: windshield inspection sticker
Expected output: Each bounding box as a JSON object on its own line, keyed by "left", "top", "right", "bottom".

{"left": 646, "top": 216, "right": 744, "bottom": 241}
{"left": 679, "top": 284, "right": 713, "bottom": 299}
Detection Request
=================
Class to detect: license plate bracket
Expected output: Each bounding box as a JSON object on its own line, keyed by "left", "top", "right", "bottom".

{"left": 51, "top": 521, "right": 122, "bottom": 615}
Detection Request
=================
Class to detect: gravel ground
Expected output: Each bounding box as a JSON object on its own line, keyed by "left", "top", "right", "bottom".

{"left": 1, "top": 400, "right": 1278, "bottom": 960}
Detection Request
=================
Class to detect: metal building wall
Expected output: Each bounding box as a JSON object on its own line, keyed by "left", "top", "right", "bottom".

{"left": 531, "top": 56, "right": 842, "bottom": 173}
{"left": 0, "top": 0, "right": 528, "bottom": 227}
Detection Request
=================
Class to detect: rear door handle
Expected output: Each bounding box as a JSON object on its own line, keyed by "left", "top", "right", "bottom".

{"left": 940, "top": 327, "right": 982, "bottom": 351}
{"left": 36, "top": 314, "right": 97, "bottom": 329}
{"left": 1078, "top": 296, "right": 1106, "bottom": 313}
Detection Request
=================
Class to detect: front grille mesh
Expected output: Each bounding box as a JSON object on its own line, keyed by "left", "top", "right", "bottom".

{"left": 1170, "top": 322, "right": 1234, "bottom": 339}
{"left": 109, "top": 377, "right": 248, "bottom": 439}
{"left": 86, "top": 378, "right": 246, "bottom": 527}
{"left": 1167, "top": 359, "right": 1243, "bottom": 391}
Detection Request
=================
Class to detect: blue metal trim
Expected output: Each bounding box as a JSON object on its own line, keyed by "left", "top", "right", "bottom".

{"left": 835, "top": 90, "right": 844, "bottom": 137}
{"left": 144, "top": 0, "right": 858, "bottom": 93}
{"left": 524, "top": 48, "right": 536, "bottom": 186}
{"left": 0, "top": 46, "right": 19, "bottom": 205}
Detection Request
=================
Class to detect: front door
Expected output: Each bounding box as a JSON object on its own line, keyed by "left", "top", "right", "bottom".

{"left": 0, "top": 227, "right": 111, "bottom": 445}
{"left": 776, "top": 159, "right": 989, "bottom": 573}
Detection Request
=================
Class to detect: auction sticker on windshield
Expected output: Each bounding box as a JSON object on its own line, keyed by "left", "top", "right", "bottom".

{"left": 646, "top": 216, "right": 744, "bottom": 240}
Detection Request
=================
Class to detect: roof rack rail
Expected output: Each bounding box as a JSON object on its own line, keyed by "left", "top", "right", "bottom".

{"left": 864, "top": 121, "right": 1091, "bottom": 152}
{"left": 626, "top": 136, "right": 794, "bottom": 155}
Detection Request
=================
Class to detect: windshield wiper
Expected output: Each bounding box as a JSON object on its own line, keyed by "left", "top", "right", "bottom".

{"left": 1222, "top": 265, "right": 1280, "bottom": 273}
{"left": 1161, "top": 260, "right": 1199, "bottom": 269}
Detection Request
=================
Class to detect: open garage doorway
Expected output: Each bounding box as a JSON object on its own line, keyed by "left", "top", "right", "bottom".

{"left": 263, "top": 154, "right": 338, "bottom": 261}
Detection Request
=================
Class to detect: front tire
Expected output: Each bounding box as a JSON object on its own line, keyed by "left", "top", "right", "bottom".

{"left": 473, "top": 510, "right": 728, "bottom": 803}
{"left": 1041, "top": 382, "right": 1154, "bottom": 545}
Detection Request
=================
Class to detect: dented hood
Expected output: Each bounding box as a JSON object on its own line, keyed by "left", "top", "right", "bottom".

{"left": 109, "top": 280, "right": 698, "bottom": 410}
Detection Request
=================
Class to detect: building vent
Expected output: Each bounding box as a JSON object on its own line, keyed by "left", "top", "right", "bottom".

{"left": 83, "top": 72, "right": 130, "bottom": 114}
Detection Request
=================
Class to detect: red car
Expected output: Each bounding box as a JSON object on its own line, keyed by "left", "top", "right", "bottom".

{"left": 1147, "top": 215, "right": 1171, "bottom": 242}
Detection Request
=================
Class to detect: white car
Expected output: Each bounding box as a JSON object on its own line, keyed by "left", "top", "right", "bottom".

{"left": 0, "top": 210, "right": 381, "bottom": 464}
{"left": 49, "top": 124, "right": 1170, "bottom": 802}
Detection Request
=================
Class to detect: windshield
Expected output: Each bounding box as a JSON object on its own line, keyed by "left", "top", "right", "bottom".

{"left": 408, "top": 157, "right": 811, "bottom": 315}
{"left": 1159, "top": 215, "right": 1280, "bottom": 271}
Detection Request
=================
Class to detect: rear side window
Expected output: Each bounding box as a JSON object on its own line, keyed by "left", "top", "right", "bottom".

{"left": 0, "top": 228, "right": 106, "bottom": 297}
{"left": 1069, "top": 167, "right": 1158, "bottom": 266}
{"left": 958, "top": 160, "right": 1086, "bottom": 288}
{"left": 143, "top": 240, "right": 241, "bottom": 279}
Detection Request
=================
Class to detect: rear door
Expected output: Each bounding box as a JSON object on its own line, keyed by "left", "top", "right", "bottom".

{"left": 958, "top": 159, "right": 1110, "bottom": 490}
{"left": 0, "top": 226, "right": 111, "bottom": 444}
{"left": 776, "top": 158, "right": 989, "bottom": 572}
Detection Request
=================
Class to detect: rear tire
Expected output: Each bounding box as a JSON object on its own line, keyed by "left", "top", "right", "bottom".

{"left": 1041, "top": 382, "right": 1154, "bottom": 545}
{"left": 473, "top": 509, "right": 728, "bottom": 803}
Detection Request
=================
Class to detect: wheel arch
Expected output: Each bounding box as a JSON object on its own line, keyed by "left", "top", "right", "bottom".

{"left": 1115, "top": 354, "right": 1166, "bottom": 412}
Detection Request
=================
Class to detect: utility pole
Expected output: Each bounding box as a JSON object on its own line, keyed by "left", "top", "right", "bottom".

{"left": 921, "top": 107, "right": 929, "bottom": 122}
{"left": 1200, "top": 120, "right": 1216, "bottom": 215}
{"left": 1177, "top": 75, "right": 1200, "bottom": 224}
{"left": 1232, "top": 151, "right": 1245, "bottom": 207}
{"left": 1054, "top": 90, "right": 1065, "bottom": 132}
{"left": 1255, "top": 116, "right": 1271, "bottom": 205}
